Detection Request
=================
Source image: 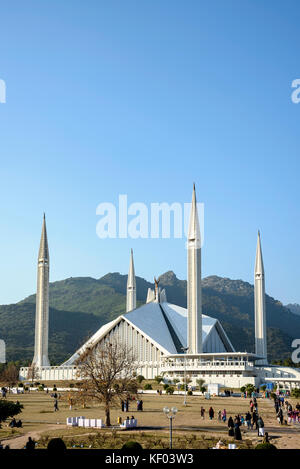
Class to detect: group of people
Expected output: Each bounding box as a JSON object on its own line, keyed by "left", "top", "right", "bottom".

{"left": 121, "top": 398, "right": 130, "bottom": 412}
{"left": 274, "top": 394, "right": 300, "bottom": 425}
{"left": 200, "top": 406, "right": 225, "bottom": 420}
{"left": 227, "top": 416, "right": 242, "bottom": 440}
{"left": 200, "top": 395, "right": 267, "bottom": 442}
{"left": 8, "top": 418, "right": 22, "bottom": 428}
{"left": 286, "top": 401, "right": 300, "bottom": 424}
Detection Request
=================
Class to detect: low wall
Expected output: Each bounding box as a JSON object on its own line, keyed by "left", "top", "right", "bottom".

{"left": 19, "top": 366, "right": 78, "bottom": 381}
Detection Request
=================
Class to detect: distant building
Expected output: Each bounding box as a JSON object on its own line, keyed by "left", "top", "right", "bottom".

{"left": 19, "top": 186, "right": 300, "bottom": 389}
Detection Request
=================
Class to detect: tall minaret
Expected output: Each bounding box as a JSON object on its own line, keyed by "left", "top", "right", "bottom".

{"left": 187, "top": 184, "right": 202, "bottom": 354}
{"left": 126, "top": 249, "right": 136, "bottom": 312}
{"left": 32, "top": 214, "right": 50, "bottom": 367}
{"left": 254, "top": 231, "right": 268, "bottom": 364}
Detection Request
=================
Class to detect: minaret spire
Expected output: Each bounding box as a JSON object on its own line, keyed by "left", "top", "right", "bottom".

{"left": 32, "top": 214, "right": 50, "bottom": 367}
{"left": 187, "top": 184, "right": 202, "bottom": 353}
{"left": 126, "top": 249, "right": 136, "bottom": 312}
{"left": 254, "top": 230, "right": 268, "bottom": 364}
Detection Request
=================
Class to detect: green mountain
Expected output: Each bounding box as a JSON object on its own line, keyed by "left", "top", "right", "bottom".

{"left": 0, "top": 271, "right": 299, "bottom": 365}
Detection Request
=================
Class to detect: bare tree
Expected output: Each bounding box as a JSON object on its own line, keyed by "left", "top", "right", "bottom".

{"left": 64, "top": 381, "right": 90, "bottom": 409}
{"left": 1, "top": 363, "right": 19, "bottom": 390}
{"left": 75, "top": 339, "right": 138, "bottom": 426}
{"left": 27, "top": 363, "right": 39, "bottom": 384}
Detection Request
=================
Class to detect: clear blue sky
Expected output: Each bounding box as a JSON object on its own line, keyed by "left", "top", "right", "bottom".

{"left": 0, "top": 0, "right": 299, "bottom": 305}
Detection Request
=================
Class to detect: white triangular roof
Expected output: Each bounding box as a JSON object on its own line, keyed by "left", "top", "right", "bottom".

{"left": 62, "top": 301, "right": 234, "bottom": 366}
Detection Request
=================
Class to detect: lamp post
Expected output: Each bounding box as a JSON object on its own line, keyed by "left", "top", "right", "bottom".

{"left": 181, "top": 347, "right": 188, "bottom": 406}
{"left": 163, "top": 407, "right": 177, "bottom": 449}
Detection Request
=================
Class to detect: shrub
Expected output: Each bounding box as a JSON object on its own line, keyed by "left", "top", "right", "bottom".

{"left": 34, "top": 382, "right": 40, "bottom": 386}
{"left": 255, "top": 443, "right": 277, "bottom": 450}
{"left": 187, "top": 390, "right": 193, "bottom": 396}
{"left": 163, "top": 383, "right": 170, "bottom": 391}
{"left": 38, "top": 385, "right": 44, "bottom": 391}
{"left": 291, "top": 388, "right": 300, "bottom": 399}
{"left": 137, "top": 375, "right": 145, "bottom": 384}
{"left": 18, "top": 383, "right": 24, "bottom": 388}
{"left": 166, "top": 387, "right": 174, "bottom": 395}
{"left": 144, "top": 383, "right": 152, "bottom": 390}
{"left": 47, "top": 438, "right": 67, "bottom": 452}
{"left": 69, "top": 383, "right": 74, "bottom": 388}
{"left": 121, "top": 441, "right": 143, "bottom": 451}
{"left": 0, "top": 400, "right": 23, "bottom": 423}
{"left": 154, "top": 376, "right": 163, "bottom": 384}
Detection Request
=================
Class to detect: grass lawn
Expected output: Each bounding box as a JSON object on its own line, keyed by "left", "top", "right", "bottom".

{"left": 0, "top": 391, "right": 298, "bottom": 449}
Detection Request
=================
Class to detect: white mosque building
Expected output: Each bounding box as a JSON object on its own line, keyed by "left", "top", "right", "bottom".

{"left": 19, "top": 186, "right": 300, "bottom": 389}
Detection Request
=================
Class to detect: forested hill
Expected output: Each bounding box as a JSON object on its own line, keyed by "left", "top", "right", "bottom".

{"left": 0, "top": 271, "right": 299, "bottom": 364}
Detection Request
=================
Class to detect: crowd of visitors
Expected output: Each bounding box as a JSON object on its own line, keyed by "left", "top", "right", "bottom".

{"left": 201, "top": 394, "right": 268, "bottom": 441}
{"left": 273, "top": 394, "right": 300, "bottom": 425}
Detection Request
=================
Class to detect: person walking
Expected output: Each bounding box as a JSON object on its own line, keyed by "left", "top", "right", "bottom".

{"left": 257, "top": 416, "right": 265, "bottom": 436}
{"left": 234, "top": 416, "right": 242, "bottom": 441}
{"left": 200, "top": 407, "right": 205, "bottom": 419}
{"left": 221, "top": 409, "right": 227, "bottom": 422}
{"left": 228, "top": 416, "right": 234, "bottom": 437}
{"left": 277, "top": 408, "right": 283, "bottom": 425}
{"left": 252, "top": 411, "right": 258, "bottom": 430}
{"left": 125, "top": 398, "right": 129, "bottom": 412}
{"left": 245, "top": 411, "right": 252, "bottom": 430}
{"left": 54, "top": 399, "right": 59, "bottom": 412}
{"left": 250, "top": 400, "right": 254, "bottom": 413}
{"left": 208, "top": 407, "right": 214, "bottom": 420}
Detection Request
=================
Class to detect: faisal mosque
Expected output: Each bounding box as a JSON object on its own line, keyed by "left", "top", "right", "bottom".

{"left": 19, "top": 186, "right": 300, "bottom": 389}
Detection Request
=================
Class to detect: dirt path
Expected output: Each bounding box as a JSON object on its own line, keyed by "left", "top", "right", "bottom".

{"left": 1, "top": 424, "right": 66, "bottom": 449}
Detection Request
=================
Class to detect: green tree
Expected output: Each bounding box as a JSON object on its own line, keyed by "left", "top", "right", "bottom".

{"left": 154, "top": 376, "right": 163, "bottom": 384}
{"left": 196, "top": 379, "right": 206, "bottom": 392}
{"left": 136, "top": 375, "right": 145, "bottom": 384}
{"left": 0, "top": 400, "right": 23, "bottom": 425}
{"left": 245, "top": 383, "right": 255, "bottom": 394}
